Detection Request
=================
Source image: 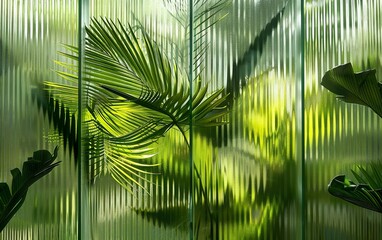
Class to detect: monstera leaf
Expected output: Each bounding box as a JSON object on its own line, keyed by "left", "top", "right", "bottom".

{"left": 321, "top": 63, "right": 382, "bottom": 117}
{"left": 0, "top": 147, "right": 60, "bottom": 232}
{"left": 328, "top": 164, "right": 382, "bottom": 213}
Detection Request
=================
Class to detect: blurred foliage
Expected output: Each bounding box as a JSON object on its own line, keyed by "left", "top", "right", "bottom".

{"left": 323, "top": 63, "right": 382, "bottom": 213}
{"left": 0, "top": 147, "right": 60, "bottom": 232}
{"left": 44, "top": 17, "right": 228, "bottom": 193}
{"left": 26, "top": 0, "right": 294, "bottom": 238}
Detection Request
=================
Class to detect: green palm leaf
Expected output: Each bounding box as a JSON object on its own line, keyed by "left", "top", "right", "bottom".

{"left": 32, "top": 86, "right": 78, "bottom": 160}
{"left": 46, "top": 17, "right": 228, "bottom": 191}
{"left": 163, "top": 0, "right": 230, "bottom": 78}
{"left": 226, "top": 6, "right": 285, "bottom": 106}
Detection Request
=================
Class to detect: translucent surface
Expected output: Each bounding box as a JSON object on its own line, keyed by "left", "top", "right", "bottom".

{"left": 0, "top": 0, "right": 78, "bottom": 239}
{"left": 305, "top": 0, "right": 382, "bottom": 239}
{"left": 191, "top": 0, "right": 302, "bottom": 239}
{"left": 1, "top": 0, "right": 382, "bottom": 239}
{"left": 83, "top": 0, "right": 191, "bottom": 239}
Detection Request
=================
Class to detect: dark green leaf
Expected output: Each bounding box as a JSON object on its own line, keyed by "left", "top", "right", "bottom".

{"left": 0, "top": 184, "right": 11, "bottom": 211}
{"left": 0, "top": 148, "right": 60, "bottom": 232}
{"left": 32, "top": 86, "right": 78, "bottom": 161}
{"left": 134, "top": 205, "right": 189, "bottom": 228}
{"left": 10, "top": 169, "right": 22, "bottom": 195}
{"left": 328, "top": 175, "right": 382, "bottom": 213}
{"left": 225, "top": 6, "right": 285, "bottom": 107}
{"left": 321, "top": 63, "right": 382, "bottom": 117}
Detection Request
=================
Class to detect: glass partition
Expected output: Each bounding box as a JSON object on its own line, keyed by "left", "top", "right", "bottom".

{"left": 83, "top": 0, "right": 192, "bottom": 239}
{"left": 191, "top": 0, "right": 302, "bottom": 239}
{"left": 304, "top": 0, "right": 382, "bottom": 239}
{"left": 1, "top": 0, "right": 382, "bottom": 239}
{"left": 0, "top": 0, "right": 78, "bottom": 239}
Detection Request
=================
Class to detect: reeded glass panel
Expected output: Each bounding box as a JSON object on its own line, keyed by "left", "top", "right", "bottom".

{"left": 191, "top": 0, "right": 302, "bottom": 239}
{"left": 4, "top": 0, "right": 382, "bottom": 239}
{"left": 0, "top": 0, "right": 78, "bottom": 239}
{"left": 305, "top": 0, "right": 382, "bottom": 239}
{"left": 81, "top": 0, "right": 192, "bottom": 239}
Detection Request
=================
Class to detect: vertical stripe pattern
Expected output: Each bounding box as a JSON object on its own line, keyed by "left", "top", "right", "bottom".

{"left": 305, "top": 0, "right": 382, "bottom": 239}
{"left": 0, "top": 0, "right": 78, "bottom": 239}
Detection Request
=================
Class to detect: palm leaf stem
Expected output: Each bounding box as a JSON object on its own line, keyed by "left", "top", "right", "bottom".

{"left": 194, "top": 164, "right": 214, "bottom": 221}
{"left": 101, "top": 85, "right": 190, "bottom": 147}
{"left": 100, "top": 85, "right": 217, "bottom": 221}
{"left": 99, "top": 86, "right": 216, "bottom": 221}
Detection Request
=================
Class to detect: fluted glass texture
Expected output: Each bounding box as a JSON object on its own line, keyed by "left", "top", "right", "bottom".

{"left": 82, "top": 0, "right": 192, "bottom": 239}
{"left": 191, "top": 0, "right": 302, "bottom": 239}
{"left": 0, "top": 0, "right": 78, "bottom": 239}
{"left": 2, "top": 0, "right": 382, "bottom": 239}
{"left": 305, "top": 0, "right": 382, "bottom": 239}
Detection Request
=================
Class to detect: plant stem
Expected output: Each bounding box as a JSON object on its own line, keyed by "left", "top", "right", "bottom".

{"left": 179, "top": 128, "right": 215, "bottom": 236}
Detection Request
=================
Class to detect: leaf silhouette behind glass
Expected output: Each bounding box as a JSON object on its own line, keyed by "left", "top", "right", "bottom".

{"left": 32, "top": 86, "right": 78, "bottom": 161}
{"left": 205, "top": 5, "right": 286, "bottom": 148}
{"left": 46, "top": 17, "right": 229, "bottom": 191}
{"left": 225, "top": 5, "right": 285, "bottom": 107}
{"left": 163, "top": 0, "right": 230, "bottom": 79}
{"left": 0, "top": 147, "right": 60, "bottom": 232}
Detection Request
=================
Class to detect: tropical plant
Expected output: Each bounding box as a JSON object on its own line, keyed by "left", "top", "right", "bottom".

{"left": 46, "top": 17, "right": 229, "bottom": 192}
{"left": 163, "top": 0, "right": 230, "bottom": 79}
{"left": 32, "top": 88, "right": 78, "bottom": 160}
{"left": 0, "top": 147, "right": 60, "bottom": 232}
{"left": 322, "top": 63, "right": 382, "bottom": 212}
{"left": 328, "top": 165, "right": 382, "bottom": 213}
{"left": 321, "top": 63, "right": 382, "bottom": 118}
{"left": 36, "top": 1, "right": 287, "bottom": 238}
{"left": 140, "top": 4, "right": 287, "bottom": 239}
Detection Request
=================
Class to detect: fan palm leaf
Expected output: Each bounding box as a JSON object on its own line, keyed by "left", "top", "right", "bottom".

{"left": 163, "top": 0, "right": 230, "bottom": 79}
{"left": 46, "top": 17, "right": 228, "bottom": 191}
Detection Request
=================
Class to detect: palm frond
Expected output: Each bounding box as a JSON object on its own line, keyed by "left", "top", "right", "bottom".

{"left": 163, "top": 0, "right": 230, "bottom": 78}
{"left": 197, "top": 6, "right": 285, "bottom": 147}
{"left": 46, "top": 17, "right": 228, "bottom": 192}
{"left": 83, "top": 17, "right": 228, "bottom": 138}
{"left": 32, "top": 86, "right": 78, "bottom": 160}
{"left": 225, "top": 5, "right": 285, "bottom": 107}
{"left": 192, "top": 0, "right": 230, "bottom": 77}
{"left": 352, "top": 164, "right": 382, "bottom": 190}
